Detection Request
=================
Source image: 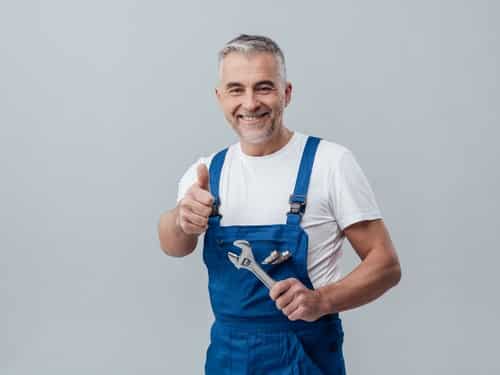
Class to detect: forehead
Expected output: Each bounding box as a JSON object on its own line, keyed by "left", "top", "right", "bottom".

{"left": 219, "top": 52, "right": 281, "bottom": 84}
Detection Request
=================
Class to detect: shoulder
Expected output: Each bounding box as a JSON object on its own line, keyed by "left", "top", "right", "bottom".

{"left": 301, "top": 134, "right": 352, "bottom": 172}
{"left": 317, "top": 137, "right": 351, "bottom": 159}
{"left": 201, "top": 141, "right": 239, "bottom": 168}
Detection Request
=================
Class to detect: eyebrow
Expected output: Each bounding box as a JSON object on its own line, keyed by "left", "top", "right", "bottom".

{"left": 224, "top": 80, "right": 276, "bottom": 90}
{"left": 254, "top": 80, "right": 275, "bottom": 88}
{"left": 225, "top": 82, "right": 244, "bottom": 89}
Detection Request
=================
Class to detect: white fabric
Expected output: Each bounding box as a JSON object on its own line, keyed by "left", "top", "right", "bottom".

{"left": 176, "top": 131, "right": 382, "bottom": 288}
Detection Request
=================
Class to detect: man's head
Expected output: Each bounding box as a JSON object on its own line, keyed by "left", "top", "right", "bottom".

{"left": 216, "top": 34, "right": 292, "bottom": 151}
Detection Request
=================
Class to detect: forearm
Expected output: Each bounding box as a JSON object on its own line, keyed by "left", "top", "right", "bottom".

{"left": 158, "top": 206, "right": 199, "bottom": 257}
{"left": 317, "top": 247, "right": 401, "bottom": 314}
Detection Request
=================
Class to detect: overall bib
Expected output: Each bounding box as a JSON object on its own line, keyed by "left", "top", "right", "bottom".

{"left": 203, "top": 136, "right": 346, "bottom": 374}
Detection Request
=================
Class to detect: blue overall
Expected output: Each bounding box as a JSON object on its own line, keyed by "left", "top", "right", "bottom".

{"left": 203, "top": 136, "right": 346, "bottom": 374}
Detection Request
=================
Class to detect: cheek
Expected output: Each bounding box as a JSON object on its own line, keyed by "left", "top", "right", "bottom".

{"left": 270, "top": 100, "right": 285, "bottom": 115}
{"left": 222, "top": 100, "right": 239, "bottom": 115}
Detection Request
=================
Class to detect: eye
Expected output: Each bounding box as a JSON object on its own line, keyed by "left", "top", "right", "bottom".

{"left": 228, "top": 87, "right": 243, "bottom": 95}
{"left": 256, "top": 86, "right": 273, "bottom": 94}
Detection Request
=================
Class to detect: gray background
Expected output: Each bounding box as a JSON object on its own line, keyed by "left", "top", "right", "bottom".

{"left": 1, "top": 1, "right": 499, "bottom": 374}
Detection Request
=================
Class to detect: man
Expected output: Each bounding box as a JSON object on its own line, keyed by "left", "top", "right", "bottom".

{"left": 158, "top": 34, "right": 401, "bottom": 374}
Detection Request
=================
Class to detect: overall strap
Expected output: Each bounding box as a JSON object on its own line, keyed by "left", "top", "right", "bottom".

{"left": 286, "top": 136, "right": 321, "bottom": 226}
{"left": 208, "top": 148, "right": 228, "bottom": 227}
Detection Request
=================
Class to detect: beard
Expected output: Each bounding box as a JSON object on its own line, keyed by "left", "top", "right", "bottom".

{"left": 234, "top": 120, "right": 276, "bottom": 144}
{"left": 229, "top": 108, "right": 283, "bottom": 145}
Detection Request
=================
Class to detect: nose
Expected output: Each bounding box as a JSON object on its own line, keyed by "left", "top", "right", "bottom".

{"left": 241, "top": 91, "right": 259, "bottom": 112}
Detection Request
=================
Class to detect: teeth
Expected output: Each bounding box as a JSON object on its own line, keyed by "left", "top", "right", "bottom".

{"left": 240, "top": 113, "right": 267, "bottom": 120}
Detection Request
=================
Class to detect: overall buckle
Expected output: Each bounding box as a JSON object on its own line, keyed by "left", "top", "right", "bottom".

{"left": 211, "top": 198, "right": 221, "bottom": 217}
{"left": 288, "top": 194, "right": 306, "bottom": 215}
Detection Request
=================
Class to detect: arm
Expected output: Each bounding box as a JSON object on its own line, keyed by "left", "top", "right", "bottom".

{"left": 158, "top": 206, "right": 199, "bottom": 257}
{"left": 270, "top": 219, "right": 401, "bottom": 321}
{"left": 316, "top": 218, "right": 401, "bottom": 313}
{"left": 158, "top": 164, "right": 213, "bottom": 257}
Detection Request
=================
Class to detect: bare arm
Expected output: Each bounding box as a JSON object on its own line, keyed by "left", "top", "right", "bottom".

{"left": 317, "top": 219, "right": 401, "bottom": 313}
{"left": 158, "top": 206, "right": 199, "bottom": 257}
{"left": 271, "top": 218, "right": 401, "bottom": 321}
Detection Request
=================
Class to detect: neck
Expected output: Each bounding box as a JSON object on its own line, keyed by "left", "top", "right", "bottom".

{"left": 240, "top": 127, "right": 294, "bottom": 156}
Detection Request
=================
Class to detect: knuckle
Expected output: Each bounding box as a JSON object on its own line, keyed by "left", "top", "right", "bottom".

{"left": 186, "top": 186, "right": 196, "bottom": 197}
{"left": 180, "top": 198, "right": 191, "bottom": 210}
{"left": 203, "top": 191, "right": 214, "bottom": 203}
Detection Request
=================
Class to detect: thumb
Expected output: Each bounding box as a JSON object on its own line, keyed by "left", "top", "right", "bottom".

{"left": 196, "top": 163, "right": 210, "bottom": 191}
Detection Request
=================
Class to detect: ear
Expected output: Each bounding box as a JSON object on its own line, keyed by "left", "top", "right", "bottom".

{"left": 284, "top": 82, "right": 292, "bottom": 107}
{"left": 215, "top": 87, "right": 223, "bottom": 105}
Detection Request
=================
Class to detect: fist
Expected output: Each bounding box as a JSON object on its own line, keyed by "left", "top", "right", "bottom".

{"left": 177, "top": 164, "right": 214, "bottom": 235}
{"left": 270, "top": 278, "right": 325, "bottom": 322}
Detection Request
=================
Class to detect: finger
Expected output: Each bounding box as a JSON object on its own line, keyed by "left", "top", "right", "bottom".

{"left": 275, "top": 288, "right": 296, "bottom": 310}
{"left": 179, "top": 214, "right": 208, "bottom": 234}
{"left": 181, "top": 221, "right": 207, "bottom": 234}
{"left": 184, "top": 209, "right": 209, "bottom": 227}
{"left": 287, "top": 306, "right": 306, "bottom": 321}
{"left": 276, "top": 289, "right": 295, "bottom": 315}
{"left": 269, "top": 278, "right": 296, "bottom": 300}
{"left": 189, "top": 186, "right": 214, "bottom": 206}
{"left": 278, "top": 284, "right": 305, "bottom": 312}
{"left": 196, "top": 164, "right": 210, "bottom": 191}
{"left": 182, "top": 198, "right": 213, "bottom": 218}
{"left": 282, "top": 298, "right": 301, "bottom": 317}
{"left": 178, "top": 201, "right": 208, "bottom": 232}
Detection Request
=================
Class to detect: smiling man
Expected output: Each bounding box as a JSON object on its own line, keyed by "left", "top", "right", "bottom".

{"left": 158, "top": 34, "right": 401, "bottom": 374}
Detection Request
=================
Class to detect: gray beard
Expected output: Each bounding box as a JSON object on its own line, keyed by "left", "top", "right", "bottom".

{"left": 236, "top": 120, "right": 276, "bottom": 145}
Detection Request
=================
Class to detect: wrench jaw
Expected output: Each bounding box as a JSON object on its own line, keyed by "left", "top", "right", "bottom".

{"left": 226, "top": 240, "right": 277, "bottom": 289}
{"left": 231, "top": 240, "right": 256, "bottom": 270}
{"left": 227, "top": 252, "right": 241, "bottom": 269}
{"left": 233, "top": 240, "right": 255, "bottom": 263}
{"left": 227, "top": 251, "right": 253, "bottom": 270}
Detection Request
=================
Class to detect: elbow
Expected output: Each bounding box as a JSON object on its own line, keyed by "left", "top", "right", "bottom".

{"left": 159, "top": 240, "right": 193, "bottom": 258}
{"left": 157, "top": 215, "right": 194, "bottom": 258}
{"left": 158, "top": 236, "right": 196, "bottom": 258}
{"left": 159, "top": 243, "right": 176, "bottom": 257}
{"left": 387, "top": 257, "right": 402, "bottom": 288}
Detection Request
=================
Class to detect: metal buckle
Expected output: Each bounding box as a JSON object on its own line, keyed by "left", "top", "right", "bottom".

{"left": 288, "top": 194, "right": 306, "bottom": 215}
{"left": 211, "top": 199, "right": 221, "bottom": 217}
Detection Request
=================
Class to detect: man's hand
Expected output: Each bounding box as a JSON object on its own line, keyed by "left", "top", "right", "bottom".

{"left": 176, "top": 164, "right": 214, "bottom": 235}
{"left": 269, "top": 278, "right": 326, "bottom": 322}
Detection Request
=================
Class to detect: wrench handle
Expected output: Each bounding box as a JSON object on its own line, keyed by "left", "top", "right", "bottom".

{"left": 249, "top": 263, "right": 276, "bottom": 289}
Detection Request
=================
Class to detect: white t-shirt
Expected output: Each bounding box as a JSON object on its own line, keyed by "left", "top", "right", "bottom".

{"left": 176, "top": 131, "right": 382, "bottom": 288}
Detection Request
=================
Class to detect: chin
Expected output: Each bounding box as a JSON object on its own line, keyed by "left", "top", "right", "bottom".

{"left": 237, "top": 127, "right": 275, "bottom": 145}
{"left": 240, "top": 135, "right": 272, "bottom": 145}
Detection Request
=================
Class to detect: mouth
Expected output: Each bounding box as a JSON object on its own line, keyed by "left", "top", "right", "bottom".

{"left": 236, "top": 112, "right": 270, "bottom": 124}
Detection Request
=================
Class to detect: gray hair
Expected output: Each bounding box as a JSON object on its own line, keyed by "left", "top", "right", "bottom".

{"left": 218, "top": 34, "right": 287, "bottom": 82}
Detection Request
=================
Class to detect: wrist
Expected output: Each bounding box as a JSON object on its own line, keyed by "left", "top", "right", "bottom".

{"left": 316, "top": 286, "right": 337, "bottom": 316}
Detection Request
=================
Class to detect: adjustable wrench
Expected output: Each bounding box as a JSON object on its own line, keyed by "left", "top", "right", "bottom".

{"left": 227, "top": 240, "right": 276, "bottom": 289}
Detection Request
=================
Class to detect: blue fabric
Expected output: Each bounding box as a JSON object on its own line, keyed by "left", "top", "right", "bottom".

{"left": 203, "top": 136, "right": 346, "bottom": 374}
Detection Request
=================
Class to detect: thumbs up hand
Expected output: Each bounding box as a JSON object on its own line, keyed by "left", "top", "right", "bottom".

{"left": 177, "top": 164, "right": 214, "bottom": 235}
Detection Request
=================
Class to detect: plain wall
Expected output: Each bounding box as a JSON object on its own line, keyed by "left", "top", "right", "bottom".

{"left": 2, "top": 1, "right": 499, "bottom": 374}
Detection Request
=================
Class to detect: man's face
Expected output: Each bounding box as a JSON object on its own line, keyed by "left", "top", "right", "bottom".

{"left": 216, "top": 52, "right": 292, "bottom": 145}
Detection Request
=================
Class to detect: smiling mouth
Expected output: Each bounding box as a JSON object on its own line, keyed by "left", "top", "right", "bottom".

{"left": 237, "top": 112, "right": 270, "bottom": 122}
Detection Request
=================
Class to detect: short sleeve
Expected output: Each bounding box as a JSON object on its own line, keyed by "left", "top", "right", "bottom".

{"left": 330, "top": 151, "right": 382, "bottom": 230}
